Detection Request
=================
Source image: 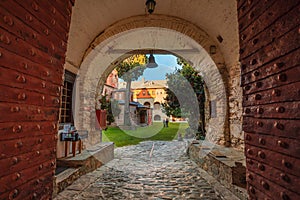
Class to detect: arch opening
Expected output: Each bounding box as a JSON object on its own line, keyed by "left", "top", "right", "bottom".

{"left": 154, "top": 115, "right": 161, "bottom": 121}
{"left": 74, "top": 18, "right": 228, "bottom": 147}
{"left": 144, "top": 102, "right": 151, "bottom": 108}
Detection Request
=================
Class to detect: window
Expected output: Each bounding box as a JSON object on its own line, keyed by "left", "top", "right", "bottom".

{"left": 59, "top": 70, "right": 76, "bottom": 124}
{"left": 144, "top": 102, "right": 150, "bottom": 107}
{"left": 154, "top": 102, "right": 161, "bottom": 110}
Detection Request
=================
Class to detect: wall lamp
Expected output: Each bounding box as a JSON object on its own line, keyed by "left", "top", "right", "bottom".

{"left": 146, "top": 0, "right": 156, "bottom": 14}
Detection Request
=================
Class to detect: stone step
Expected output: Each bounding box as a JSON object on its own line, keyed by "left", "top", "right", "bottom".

{"left": 187, "top": 140, "right": 247, "bottom": 200}
{"left": 53, "top": 142, "right": 114, "bottom": 197}
{"left": 57, "top": 142, "right": 114, "bottom": 168}
{"left": 54, "top": 168, "right": 80, "bottom": 195}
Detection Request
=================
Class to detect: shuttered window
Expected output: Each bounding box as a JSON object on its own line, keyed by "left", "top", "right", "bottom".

{"left": 59, "top": 71, "right": 76, "bottom": 124}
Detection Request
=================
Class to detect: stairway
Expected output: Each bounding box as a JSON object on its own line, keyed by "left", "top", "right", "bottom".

{"left": 53, "top": 142, "right": 114, "bottom": 196}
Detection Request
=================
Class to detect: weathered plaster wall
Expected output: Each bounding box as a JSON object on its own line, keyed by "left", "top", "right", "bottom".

{"left": 66, "top": 0, "right": 239, "bottom": 70}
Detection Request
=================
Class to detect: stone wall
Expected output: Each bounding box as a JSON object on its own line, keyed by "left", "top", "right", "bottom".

{"left": 228, "top": 64, "right": 244, "bottom": 149}
{"left": 188, "top": 142, "right": 247, "bottom": 199}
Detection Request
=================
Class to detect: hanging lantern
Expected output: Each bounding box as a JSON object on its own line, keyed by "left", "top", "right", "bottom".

{"left": 146, "top": 0, "right": 156, "bottom": 14}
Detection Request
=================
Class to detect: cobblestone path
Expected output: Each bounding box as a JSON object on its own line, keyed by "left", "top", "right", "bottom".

{"left": 55, "top": 141, "right": 231, "bottom": 200}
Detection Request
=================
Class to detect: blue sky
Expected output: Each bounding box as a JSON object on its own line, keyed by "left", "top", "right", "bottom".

{"left": 140, "top": 54, "right": 182, "bottom": 80}
{"left": 119, "top": 54, "right": 182, "bottom": 82}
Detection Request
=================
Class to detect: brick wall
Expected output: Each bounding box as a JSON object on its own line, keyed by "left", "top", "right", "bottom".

{"left": 0, "top": 0, "right": 73, "bottom": 199}
{"left": 238, "top": 0, "right": 300, "bottom": 199}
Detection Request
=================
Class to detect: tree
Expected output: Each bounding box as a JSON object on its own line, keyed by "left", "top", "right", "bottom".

{"left": 162, "top": 58, "right": 206, "bottom": 139}
{"left": 115, "top": 55, "right": 146, "bottom": 126}
{"left": 99, "top": 95, "right": 121, "bottom": 125}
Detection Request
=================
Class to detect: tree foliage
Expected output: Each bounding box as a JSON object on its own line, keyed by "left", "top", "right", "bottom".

{"left": 162, "top": 58, "right": 206, "bottom": 139}
{"left": 116, "top": 55, "right": 147, "bottom": 82}
{"left": 115, "top": 55, "right": 147, "bottom": 125}
{"left": 99, "top": 95, "right": 121, "bottom": 125}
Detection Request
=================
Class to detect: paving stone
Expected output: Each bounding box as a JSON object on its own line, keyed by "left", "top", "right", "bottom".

{"left": 55, "top": 141, "right": 240, "bottom": 200}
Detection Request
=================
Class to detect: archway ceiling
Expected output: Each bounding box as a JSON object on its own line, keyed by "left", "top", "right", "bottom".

{"left": 66, "top": 0, "right": 239, "bottom": 72}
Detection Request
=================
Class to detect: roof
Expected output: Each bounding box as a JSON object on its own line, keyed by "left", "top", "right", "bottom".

{"left": 118, "top": 100, "right": 149, "bottom": 108}
{"left": 130, "top": 101, "right": 149, "bottom": 108}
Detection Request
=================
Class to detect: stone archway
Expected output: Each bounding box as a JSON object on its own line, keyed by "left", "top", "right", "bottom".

{"left": 154, "top": 115, "right": 162, "bottom": 121}
{"left": 75, "top": 15, "right": 229, "bottom": 146}
{"left": 1, "top": 1, "right": 298, "bottom": 199}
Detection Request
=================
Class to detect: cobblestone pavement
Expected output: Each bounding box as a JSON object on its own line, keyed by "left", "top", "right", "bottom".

{"left": 55, "top": 141, "right": 237, "bottom": 200}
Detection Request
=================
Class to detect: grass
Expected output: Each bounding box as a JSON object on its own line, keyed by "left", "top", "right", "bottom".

{"left": 102, "top": 122, "right": 189, "bottom": 147}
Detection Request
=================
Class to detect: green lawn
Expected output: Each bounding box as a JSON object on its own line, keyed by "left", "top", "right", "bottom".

{"left": 102, "top": 122, "right": 189, "bottom": 147}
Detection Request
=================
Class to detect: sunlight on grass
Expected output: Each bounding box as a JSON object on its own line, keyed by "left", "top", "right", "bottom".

{"left": 125, "top": 122, "right": 164, "bottom": 138}
{"left": 103, "top": 122, "right": 189, "bottom": 147}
